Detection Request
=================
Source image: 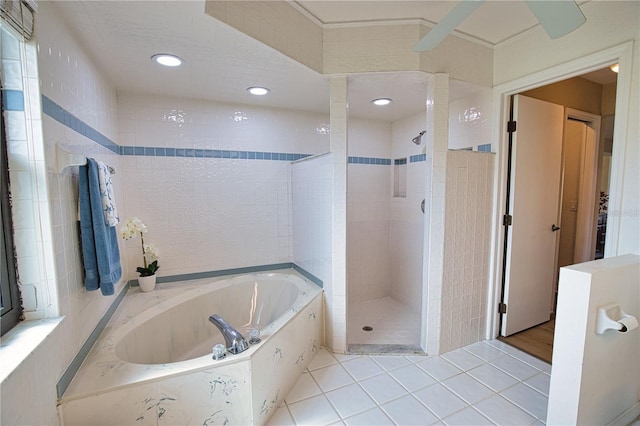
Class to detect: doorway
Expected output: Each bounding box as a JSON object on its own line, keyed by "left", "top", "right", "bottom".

{"left": 498, "top": 68, "right": 617, "bottom": 363}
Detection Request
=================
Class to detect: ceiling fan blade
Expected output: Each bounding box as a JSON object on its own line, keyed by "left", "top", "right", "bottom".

{"left": 413, "top": 0, "right": 485, "bottom": 52}
{"left": 525, "top": 0, "right": 586, "bottom": 39}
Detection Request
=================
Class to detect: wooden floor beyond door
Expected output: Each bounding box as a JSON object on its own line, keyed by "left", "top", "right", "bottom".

{"left": 498, "top": 319, "right": 555, "bottom": 364}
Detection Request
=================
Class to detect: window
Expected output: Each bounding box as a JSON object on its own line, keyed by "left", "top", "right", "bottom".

{"left": 1, "top": 87, "right": 22, "bottom": 335}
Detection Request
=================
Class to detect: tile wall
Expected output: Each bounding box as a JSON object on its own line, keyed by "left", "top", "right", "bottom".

{"left": 292, "top": 153, "right": 333, "bottom": 295}
{"left": 347, "top": 118, "right": 392, "bottom": 304}
{"left": 440, "top": 150, "right": 495, "bottom": 353}
{"left": 449, "top": 84, "right": 493, "bottom": 152}
{"left": 116, "top": 93, "right": 330, "bottom": 279}
{"left": 2, "top": 3, "right": 123, "bottom": 425}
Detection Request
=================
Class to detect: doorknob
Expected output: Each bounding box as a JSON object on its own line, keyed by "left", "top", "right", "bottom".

{"left": 551, "top": 224, "right": 561, "bottom": 232}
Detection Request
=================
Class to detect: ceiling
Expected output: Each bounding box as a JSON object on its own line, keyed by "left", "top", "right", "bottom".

{"left": 52, "top": 1, "right": 615, "bottom": 122}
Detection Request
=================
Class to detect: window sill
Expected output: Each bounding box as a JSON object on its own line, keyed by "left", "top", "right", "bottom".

{"left": 0, "top": 317, "right": 64, "bottom": 383}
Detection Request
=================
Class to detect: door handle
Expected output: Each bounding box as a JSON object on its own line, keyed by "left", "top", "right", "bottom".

{"left": 551, "top": 224, "right": 561, "bottom": 232}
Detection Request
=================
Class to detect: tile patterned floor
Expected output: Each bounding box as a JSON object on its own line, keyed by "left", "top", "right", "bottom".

{"left": 348, "top": 297, "right": 421, "bottom": 345}
{"left": 267, "top": 339, "right": 553, "bottom": 425}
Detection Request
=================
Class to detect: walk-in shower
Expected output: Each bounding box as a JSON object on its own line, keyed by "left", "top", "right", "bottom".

{"left": 346, "top": 72, "right": 428, "bottom": 354}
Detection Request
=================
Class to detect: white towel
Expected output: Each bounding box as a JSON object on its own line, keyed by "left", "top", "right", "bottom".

{"left": 96, "top": 159, "right": 119, "bottom": 226}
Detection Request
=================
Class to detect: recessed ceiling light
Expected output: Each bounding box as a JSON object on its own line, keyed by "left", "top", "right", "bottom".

{"left": 372, "top": 98, "right": 392, "bottom": 106}
{"left": 152, "top": 54, "right": 183, "bottom": 67}
{"left": 247, "top": 86, "right": 270, "bottom": 96}
{"left": 610, "top": 64, "right": 619, "bottom": 73}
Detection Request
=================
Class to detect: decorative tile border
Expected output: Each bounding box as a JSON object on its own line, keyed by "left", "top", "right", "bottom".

{"left": 348, "top": 156, "right": 392, "bottom": 165}
{"left": 478, "top": 143, "right": 492, "bottom": 152}
{"left": 2, "top": 89, "right": 24, "bottom": 111}
{"left": 410, "top": 153, "right": 427, "bottom": 162}
{"left": 119, "top": 145, "right": 311, "bottom": 161}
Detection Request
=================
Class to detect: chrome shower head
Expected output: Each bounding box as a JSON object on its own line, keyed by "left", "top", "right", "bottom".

{"left": 412, "top": 130, "right": 426, "bottom": 145}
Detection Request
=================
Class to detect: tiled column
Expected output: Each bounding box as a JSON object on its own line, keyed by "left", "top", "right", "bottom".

{"left": 328, "top": 76, "right": 348, "bottom": 353}
{"left": 422, "top": 73, "right": 449, "bottom": 355}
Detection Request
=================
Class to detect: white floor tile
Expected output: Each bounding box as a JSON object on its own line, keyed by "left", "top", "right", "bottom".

{"left": 325, "top": 383, "right": 377, "bottom": 419}
{"left": 442, "top": 348, "right": 485, "bottom": 371}
{"left": 371, "top": 355, "right": 412, "bottom": 371}
{"left": 333, "top": 352, "right": 360, "bottom": 363}
{"left": 389, "top": 363, "right": 437, "bottom": 392}
{"left": 524, "top": 372, "right": 551, "bottom": 396}
{"left": 467, "top": 363, "right": 519, "bottom": 392}
{"left": 348, "top": 297, "right": 420, "bottom": 345}
{"left": 381, "top": 394, "right": 439, "bottom": 425}
{"left": 343, "top": 407, "right": 394, "bottom": 426}
{"left": 474, "top": 394, "right": 536, "bottom": 425}
{"left": 463, "top": 341, "right": 507, "bottom": 362}
{"left": 359, "top": 373, "right": 409, "bottom": 405}
{"left": 441, "top": 373, "right": 495, "bottom": 404}
{"left": 341, "top": 357, "right": 385, "bottom": 381}
{"left": 491, "top": 355, "right": 539, "bottom": 381}
{"left": 266, "top": 406, "right": 295, "bottom": 426}
{"left": 310, "top": 364, "right": 356, "bottom": 392}
{"left": 287, "top": 394, "right": 341, "bottom": 426}
{"left": 501, "top": 383, "right": 548, "bottom": 420}
{"left": 308, "top": 348, "right": 339, "bottom": 371}
{"left": 284, "top": 372, "right": 322, "bottom": 404}
{"left": 442, "top": 406, "right": 495, "bottom": 426}
{"left": 413, "top": 383, "right": 469, "bottom": 419}
{"left": 415, "top": 356, "right": 463, "bottom": 381}
{"left": 511, "top": 351, "right": 552, "bottom": 373}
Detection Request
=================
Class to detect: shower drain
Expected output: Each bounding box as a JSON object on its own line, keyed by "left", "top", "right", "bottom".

{"left": 362, "top": 326, "right": 373, "bottom": 332}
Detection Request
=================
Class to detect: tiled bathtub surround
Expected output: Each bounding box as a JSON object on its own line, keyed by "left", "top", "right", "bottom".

{"left": 117, "top": 93, "right": 330, "bottom": 280}
{"left": 270, "top": 339, "right": 551, "bottom": 425}
{"left": 59, "top": 270, "right": 323, "bottom": 425}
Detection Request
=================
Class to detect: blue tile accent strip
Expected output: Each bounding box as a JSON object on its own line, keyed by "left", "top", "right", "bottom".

{"left": 394, "top": 158, "right": 407, "bottom": 165}
{"left": 410, "top": 154, "right": 427, "bottom": 162}
{"left": 348, "top": 156, "right": 392, "bottom": 165}
{"left": 2, "top": 89, "right": 24, "bottom": 111}
{"left": 56, "top": 283, "right": 129, "bottom": 399}
{"left": 478, "top": 143, "right": 492, "bottom": 153}
{"left": 118, "top": 146, "right": 312, "bottom": 161}
{"left": 133, "top": 262, "right": 322, "bottom": 288}
{"left": 42, "top": 95, "right": 119, "bottom": 154}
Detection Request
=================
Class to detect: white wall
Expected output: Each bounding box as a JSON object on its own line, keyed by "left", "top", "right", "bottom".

{"left": 548, "top": 254, "right": 639, "bottom": 425}
{"left": 1, "top": 2, "right": 123, "bottom": 424}
{"left": 292, "top": 153, "right": 333, "bottom": 311}
{"left": 347, "top": 118, "right": 392, "bottom": 304}
{"left": 390, "top": 112, "right": 427, "bottom": 312}
{"left": 449, "top": 83, "right": 493, "bottom": 151}
{"left": 493, "top": 0, "right": 639, "bottom": 257}
{"left": 117, "top": 93, "right": 329, "bottom": 279}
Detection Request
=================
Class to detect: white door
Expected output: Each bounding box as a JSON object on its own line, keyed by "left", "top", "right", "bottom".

{"left": 501, "top": 95, "right": 565, "bottom": 336}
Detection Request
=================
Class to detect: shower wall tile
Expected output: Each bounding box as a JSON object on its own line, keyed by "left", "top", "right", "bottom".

{"left": 439, "top": 150, "right": 495, "bottom": 353}
{"left": 347, "top": 118, "right": 392, "bottom": 305}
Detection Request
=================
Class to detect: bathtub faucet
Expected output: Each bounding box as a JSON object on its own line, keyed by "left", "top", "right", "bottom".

{"left": 208, "top": 314, "right": 249, "bottom": 354}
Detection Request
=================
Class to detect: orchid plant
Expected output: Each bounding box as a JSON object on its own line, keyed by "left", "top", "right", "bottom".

{"left": 121, "top": 217, "right": 160, "bottom": 277}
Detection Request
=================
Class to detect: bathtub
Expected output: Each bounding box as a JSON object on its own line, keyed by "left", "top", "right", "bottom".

{"left": 59, "top": 270, "right": 323, "bottom": 425}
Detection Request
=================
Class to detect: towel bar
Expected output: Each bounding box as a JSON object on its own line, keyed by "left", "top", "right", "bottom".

{"left": 56, "top": 145, "right": 115, "bottom": 174}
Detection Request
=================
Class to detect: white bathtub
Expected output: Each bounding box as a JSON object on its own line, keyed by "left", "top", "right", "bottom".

{"left": 59, "top": 270, "right": 323, "bottom": 425}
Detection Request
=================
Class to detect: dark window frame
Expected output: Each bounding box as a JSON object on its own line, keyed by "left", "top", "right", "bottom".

{"left": 1, "top": 87, "right": 23, "bottom": 335}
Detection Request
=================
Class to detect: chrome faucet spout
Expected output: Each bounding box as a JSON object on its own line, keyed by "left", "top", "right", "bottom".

{"left": 208, "top": 314, "right": 249, "bottom": 354}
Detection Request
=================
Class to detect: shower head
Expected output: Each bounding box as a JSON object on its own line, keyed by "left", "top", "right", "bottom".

{"left": 412, "top": 130, "right": 426, "bottom": 145}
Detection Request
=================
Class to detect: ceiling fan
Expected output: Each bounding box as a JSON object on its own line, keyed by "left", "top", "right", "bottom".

{"left": 413, "top": 0, "right": 587, "bottom": 51}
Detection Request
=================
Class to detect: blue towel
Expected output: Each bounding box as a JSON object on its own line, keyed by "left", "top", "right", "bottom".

{"left": 79, "top": 158, "right": 122, "bottom": 295}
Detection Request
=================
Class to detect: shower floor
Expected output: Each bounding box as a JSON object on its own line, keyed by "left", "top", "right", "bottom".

{"left": 347, "top": 297, "right": 421, "bottom": 347}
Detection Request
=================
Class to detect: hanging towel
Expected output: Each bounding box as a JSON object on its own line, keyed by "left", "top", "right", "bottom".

{"left": 96, "top": 160, "right": 119, "bottom": 226}
{"left": 79, "top": 158, "right": 122, "bottom": 296}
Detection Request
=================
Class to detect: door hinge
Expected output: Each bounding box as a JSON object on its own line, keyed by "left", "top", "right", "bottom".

{"left": 507, "top": 121, "right": 517, "bottom": 133}
{"left": 503, "top": 214, "right": 513, "bottom": 226}
{"left": 499, "top": 303, "right": 507, "bottom": 314}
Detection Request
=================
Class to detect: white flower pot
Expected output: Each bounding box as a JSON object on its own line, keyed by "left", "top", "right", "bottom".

{"left": 138, "top": 275, "right": 156, "bottom": 292}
